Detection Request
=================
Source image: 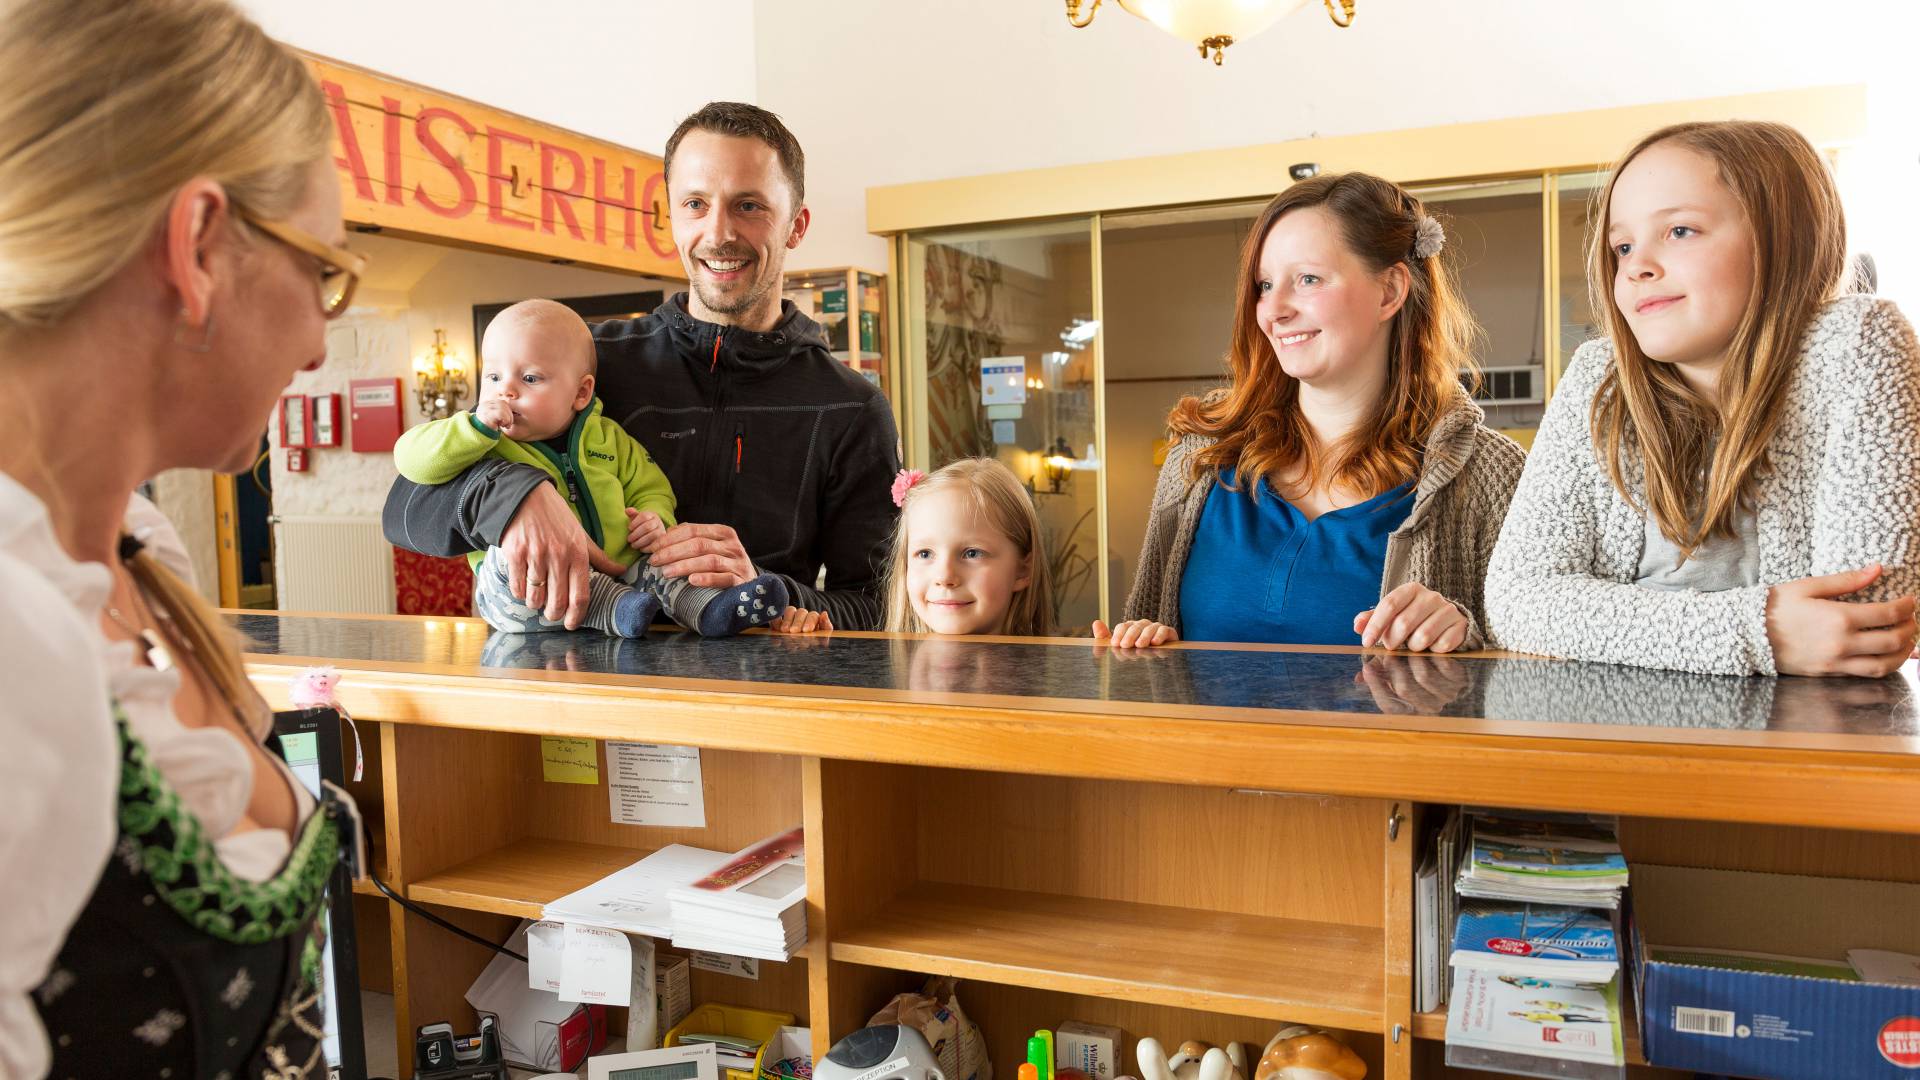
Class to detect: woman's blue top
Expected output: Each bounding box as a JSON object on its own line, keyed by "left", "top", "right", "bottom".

{"left": 1178, "top": 470, "right": 1415, "bottom": 645}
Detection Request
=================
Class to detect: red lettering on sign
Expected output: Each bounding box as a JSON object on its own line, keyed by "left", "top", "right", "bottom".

{"left": 485, "top": 125, "right": 535, "bottom": 231}
{"left": 593, "top": 159, "right": 638, "bottom": 252}
{"left": 414, "top": 107, "right": 477, "bottom": 219}
{"left": 320, "top": 80, "right": 376, "bottom": 201}
{"left": 380, "top": 96, "right": 405, "bottom": 206}
{"left": 540, "top": 143, "right": 587, "bottom": 241}
{"left": 641, "top": 169, "right": 676, "bottom": 259}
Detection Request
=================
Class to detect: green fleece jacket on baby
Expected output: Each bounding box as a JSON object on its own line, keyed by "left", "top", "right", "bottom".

{"left": 392, "top": 397, "right": 676, "bottom": 571}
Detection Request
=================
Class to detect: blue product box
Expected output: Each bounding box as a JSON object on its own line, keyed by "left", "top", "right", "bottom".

{"left": 1629, "top": 865, "right": 1920, "bottom": 1079}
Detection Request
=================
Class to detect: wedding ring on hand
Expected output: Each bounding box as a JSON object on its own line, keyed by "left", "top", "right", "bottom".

{"left": 528, "top": 579, "right": 545, "bottom": 588}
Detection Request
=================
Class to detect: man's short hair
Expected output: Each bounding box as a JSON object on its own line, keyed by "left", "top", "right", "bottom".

{"left": 663, "top": 102, "right": 806, "bottom": 209}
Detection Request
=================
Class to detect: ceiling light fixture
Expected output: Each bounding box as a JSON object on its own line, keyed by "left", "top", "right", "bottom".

{"left": 1065, "top": 0, "right": 1356, "bottom": 65}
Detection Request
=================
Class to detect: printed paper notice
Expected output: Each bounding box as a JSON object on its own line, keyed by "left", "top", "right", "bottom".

{"left": 558, "top": 922, "right": 632, "bottom": 1006}
{"left": 541, "top": 737, "right": 600, "bottom": 784}
{"left": 607, "top": 742, "right": 706, "bottom": 827}
{"left": 690, "top": 950, "right": 760, "bottom": 980}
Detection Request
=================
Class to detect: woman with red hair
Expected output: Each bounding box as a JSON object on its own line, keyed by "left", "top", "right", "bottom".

{"left": 1096, "top": 173, "right": 1523, "bottom": 651}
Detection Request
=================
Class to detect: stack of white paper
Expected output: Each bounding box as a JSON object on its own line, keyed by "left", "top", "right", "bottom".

{"left": 669, "top": 827, "right": 808, "bottom": 961}
{"left": 543, "top": 844, "right": 732, "bottom": 936}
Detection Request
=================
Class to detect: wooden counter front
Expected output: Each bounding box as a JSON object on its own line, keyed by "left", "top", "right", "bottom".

{"left": 237, "top": 612, "right": 1920, "bottom": 1080}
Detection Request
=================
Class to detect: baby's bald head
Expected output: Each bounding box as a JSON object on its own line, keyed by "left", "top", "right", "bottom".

{"left": 482, "top": 299, "right": 596, "bottom": 378}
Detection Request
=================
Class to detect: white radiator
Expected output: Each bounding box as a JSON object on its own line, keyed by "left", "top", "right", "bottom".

{"left": 272, "top": 515, "right": 395, "bottom": 614}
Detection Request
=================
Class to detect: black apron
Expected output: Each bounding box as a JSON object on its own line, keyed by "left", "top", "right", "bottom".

{"left": 31, "top": 709, "right": 344, "bottom": 1080}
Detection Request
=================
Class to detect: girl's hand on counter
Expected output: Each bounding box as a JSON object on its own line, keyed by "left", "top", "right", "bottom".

{"left": 1766, "top": 565, "right": 1916, "bottom": 677}
{"left": 1354, "top": 582, "right": 1469, "bottom": 653}
{"left": 1093, "top": 619, "right": 1179, "bottom": 648}
{"left": 768, "top": 607, "right": 833, "bottom": 634}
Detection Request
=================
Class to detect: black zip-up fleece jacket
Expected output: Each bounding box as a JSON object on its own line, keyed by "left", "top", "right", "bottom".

{"left": 383, "top": 293, "right": 901, "bottom": 630}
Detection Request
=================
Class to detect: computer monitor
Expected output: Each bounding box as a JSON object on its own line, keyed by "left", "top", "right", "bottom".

{"left": 271, "top": 708, "right": 369, "bottom": 1080}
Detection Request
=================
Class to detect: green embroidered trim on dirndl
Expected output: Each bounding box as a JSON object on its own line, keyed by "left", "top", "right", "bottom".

{"left": 113, "top": 708, "right": 341, "bottom": 946}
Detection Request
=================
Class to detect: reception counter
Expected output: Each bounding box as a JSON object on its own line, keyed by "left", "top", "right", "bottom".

{"left": 238, "top": 612, "right": 1920, "bottom": 1080}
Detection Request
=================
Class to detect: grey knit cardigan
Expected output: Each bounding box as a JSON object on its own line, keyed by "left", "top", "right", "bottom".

{"left": 1121, "top": 391, "right": 1526, "bottom": 648}
{"left": 1484, "top": 295, "right": 1920, "bottom": 676}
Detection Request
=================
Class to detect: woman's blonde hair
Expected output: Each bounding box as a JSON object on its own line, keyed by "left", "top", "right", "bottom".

{"left": 1, "top": 0, "right": 331, "bottom": 722}
{"left": 883, "top": 458, "right": 1054, "bottom": 636}
{"left": 1169, "top": 172, "right": 1482, "bottom": 500}
{"left": 1588, "top": 120, "right": 1849, "bottom": 557}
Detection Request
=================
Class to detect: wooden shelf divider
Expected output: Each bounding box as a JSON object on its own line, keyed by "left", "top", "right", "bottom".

{"left": 830, "top": 882, "right": 1384, "bottom": 1032}
{"left": 407, "top": 837, "right": 653, "bottom": 918}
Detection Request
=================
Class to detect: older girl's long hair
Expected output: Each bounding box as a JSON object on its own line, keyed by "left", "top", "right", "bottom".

{"left": 883, "top": 458, "right": 1053, "bottom": 636}
{"left": 1588, "top": 121, "right": 1848, "bottom": 556}
{"left": 1168, "top": 172, "right": 1481, "bottom": 499}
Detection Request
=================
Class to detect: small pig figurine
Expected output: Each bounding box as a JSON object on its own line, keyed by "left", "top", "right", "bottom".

{"left": 288, "top": 665, "right": 342, "bottom": 710}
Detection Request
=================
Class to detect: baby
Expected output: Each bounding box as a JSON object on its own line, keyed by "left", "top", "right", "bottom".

{"left": 394, "top": 299, "right": 788, "bottom": 637}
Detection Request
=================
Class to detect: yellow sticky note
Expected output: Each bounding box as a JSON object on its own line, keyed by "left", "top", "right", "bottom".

{"left": 541, "top": 737, "right": 600, "bottom": 784}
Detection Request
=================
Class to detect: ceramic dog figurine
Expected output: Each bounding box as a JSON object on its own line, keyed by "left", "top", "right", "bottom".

{"left": 1252, "top": 1027, "right": 1365, "bottom": 1080}
{"left": 1135, "top": 1038, "right": 1247, "bottom": 1080}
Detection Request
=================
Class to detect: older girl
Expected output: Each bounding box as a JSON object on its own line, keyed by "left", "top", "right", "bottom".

{"left": 1485, "top": 121, "right": 1920, "bottom": 676}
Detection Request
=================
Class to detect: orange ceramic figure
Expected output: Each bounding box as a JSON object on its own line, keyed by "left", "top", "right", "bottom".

{"left": 1252, "top": 1027, "right": 1365, "bottom": 1080}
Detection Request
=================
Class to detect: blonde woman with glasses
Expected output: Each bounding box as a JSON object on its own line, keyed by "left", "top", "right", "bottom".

{"left": 0, "top": 0, "right": 367, "bottom": 1076}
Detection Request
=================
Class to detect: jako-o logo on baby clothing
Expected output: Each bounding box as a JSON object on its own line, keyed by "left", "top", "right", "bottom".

{"left": 1880, "top": 1016, "right": 1920, "bottom": 1068}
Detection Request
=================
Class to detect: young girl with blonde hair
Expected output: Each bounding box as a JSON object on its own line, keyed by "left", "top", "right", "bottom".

{"left": 1486, "top": 120, "right": 1920, "bottom": 676}
{"left": 851, "top": 458, "right": 1055, "bottom": 636}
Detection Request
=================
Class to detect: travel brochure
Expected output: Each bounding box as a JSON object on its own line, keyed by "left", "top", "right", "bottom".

{"left": 1443, "top": 811, "right": 1629, "bottom": 1079}
{"left": 1446, "top": 966, "right": 1626, "bottom": 1076}
{"left": 1456, "top": 811, "right": 1629, "bottom": 909}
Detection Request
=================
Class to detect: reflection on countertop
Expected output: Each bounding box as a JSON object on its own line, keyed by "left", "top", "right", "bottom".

{"left": 233, "top": 614, "right": 1920, "bottom": 746}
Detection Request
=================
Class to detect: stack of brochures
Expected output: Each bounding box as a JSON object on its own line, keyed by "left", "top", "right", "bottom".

{"left": 543, "top": 844, "right": 732, "bottom": 937}
{"left": 1445, "top": 900, "right": 1627, "bottom": 1077}
{"left": 1454, "top": 811, "right": 1629, "bottom": 910}
{"left": 1414, "top": 808, "right": 1465, "bottom": 1012}
{"left": 669, "top": 826, "right": 809, "bottom": 962}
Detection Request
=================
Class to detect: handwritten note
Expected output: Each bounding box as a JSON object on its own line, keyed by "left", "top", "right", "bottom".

{"left": 559, "top": 922, "right": 632, "bottom": 1006}
{"left": 526, "top": 920, "right": 565, "bottom": 993}
{"left": 541, "top": 737, "right": 600, "bottom": 784}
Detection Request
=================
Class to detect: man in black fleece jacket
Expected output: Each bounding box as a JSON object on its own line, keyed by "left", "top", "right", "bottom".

{"left": 383, "top": 103, "right": 899, "bottom": 630}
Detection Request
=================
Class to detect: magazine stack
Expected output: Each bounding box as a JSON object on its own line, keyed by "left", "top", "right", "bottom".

{"left": 668, "top": 827, "right": 810, "bottom": 961}
{"left": 1442, "top": 811, "right": 1630, "bottom": 1079}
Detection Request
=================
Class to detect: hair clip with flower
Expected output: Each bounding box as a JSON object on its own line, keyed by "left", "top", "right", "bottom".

{"left": 890, "top": 468, "right": 926, "bottom": 507}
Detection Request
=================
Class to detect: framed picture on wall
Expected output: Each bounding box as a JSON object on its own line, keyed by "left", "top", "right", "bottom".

{"left": 280, "top": 393, "right": 310, "bottom": 448}
{"left": 471, "top": 289, "right": 665, "bottom": 348}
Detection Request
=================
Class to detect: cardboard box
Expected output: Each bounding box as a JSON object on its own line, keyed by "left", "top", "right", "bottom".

{"left": 657, "top": 952, "right": 693, "bottom": 1034}
{"left": 1056, "top": 1021, "right": 1123, "bottom": 1080}
{"left": 1631, "top": 864, "right": 1920, "bottom": 1078}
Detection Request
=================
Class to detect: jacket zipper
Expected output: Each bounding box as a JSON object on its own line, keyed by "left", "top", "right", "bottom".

{"left": 529, "top": 414, "right": 604, "bottom": 549}
{"left": 727, "top": 422, "right": 744, "bottom": 508}
{"left": 698, "top": 332, "right": 728, "bottom": 514}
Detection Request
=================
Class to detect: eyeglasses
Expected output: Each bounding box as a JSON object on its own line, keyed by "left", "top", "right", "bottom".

{"left": 235, "top": 208, "right": 368, "bottom": 319}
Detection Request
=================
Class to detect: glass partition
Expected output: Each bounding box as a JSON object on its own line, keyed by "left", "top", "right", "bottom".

{"left": 902, "top": 218, "right": 1102, "bottom": 633}
{"left": 1412, "top": 178, "right": 1549, "bottom": 439}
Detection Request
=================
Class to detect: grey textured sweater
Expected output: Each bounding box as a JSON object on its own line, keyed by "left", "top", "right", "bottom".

{"left": 1484, "top": 295, "right": 1920, "bottom": 676}
{"left": 1121, "top": 392, "right": 1526, "bottom": 648}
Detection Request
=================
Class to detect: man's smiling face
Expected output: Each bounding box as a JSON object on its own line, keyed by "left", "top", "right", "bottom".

{"left": 668, "top": 129, "right": 809, "bottom": 330}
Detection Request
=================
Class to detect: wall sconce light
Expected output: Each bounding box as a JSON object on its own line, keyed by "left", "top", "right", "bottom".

{"left": 1044, "top": 436, "right": 1076, "bottom": 493}
{"left": 1064, "top": 0, "right": 1355, "bottom": 65}
{"left": 413, "top": 328, "right": 468, "bottom": 420}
